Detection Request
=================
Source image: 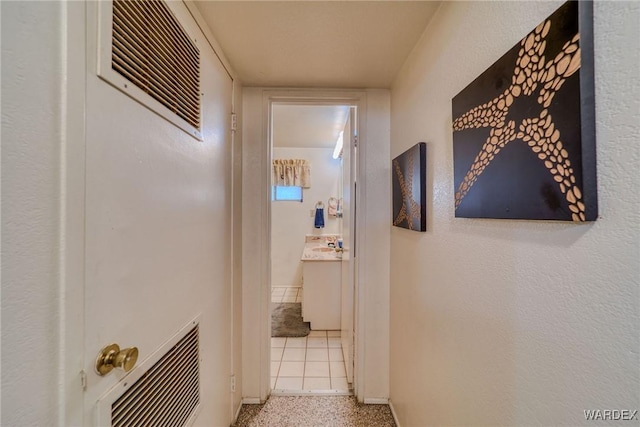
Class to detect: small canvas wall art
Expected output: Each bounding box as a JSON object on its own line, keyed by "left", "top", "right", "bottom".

{"left": 392, "top": 142, "right": 426, "bottom": 231}
{"left": 451, "top": 1, "right": 597, "bottom": 221}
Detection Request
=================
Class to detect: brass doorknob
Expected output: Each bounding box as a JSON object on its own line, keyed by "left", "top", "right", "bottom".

{"left": 95, "top": 343, "right": 139, "bottom": 376}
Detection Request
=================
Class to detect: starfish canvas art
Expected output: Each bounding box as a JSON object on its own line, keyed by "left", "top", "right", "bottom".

{"left": 392, "top": 142, "right": 426, "bottom": 232}
{"left": 452, "top": 1, "right": 597, "bottom": 221}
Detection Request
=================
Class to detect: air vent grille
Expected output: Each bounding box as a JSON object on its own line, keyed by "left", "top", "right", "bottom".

{"left": 112, "top": 0, "right": 200, "bottom": 129}
{"left": 111, "top": 325, "right": 200, "bottom": 427}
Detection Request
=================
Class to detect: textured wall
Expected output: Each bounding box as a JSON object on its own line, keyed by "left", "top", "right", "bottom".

{"left": 389, "top": 1, "right": 640, "bottom": 426}
{"left": 241, "top": 87, "right": 267, "bottom": 401}
{"left": 1, "top": 2, "right": 64, "bottom": 424}
{"left": 271, "top": 147, "right": 341, "bottom": 287}
{"left": 359, "top": 89, "right": 391, "bottom": 402}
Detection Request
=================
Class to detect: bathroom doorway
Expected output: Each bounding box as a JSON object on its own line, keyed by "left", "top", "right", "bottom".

{"left": 269, "top": 103, "right": 358, "bottom": 395}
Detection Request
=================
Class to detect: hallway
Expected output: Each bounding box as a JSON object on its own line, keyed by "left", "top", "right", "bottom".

{"left": 2, "top": 1, "right": 639, "bottom": 426}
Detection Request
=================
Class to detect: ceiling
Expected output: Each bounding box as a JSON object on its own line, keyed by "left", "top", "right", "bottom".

{"left": 272, "top": 104, "right": 350, "bottom": 148}
{"left": 193, "top": 1, "right": 441, "bottom": 88}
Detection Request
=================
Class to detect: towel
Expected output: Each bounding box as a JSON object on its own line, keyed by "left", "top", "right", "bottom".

{"left": 314, "top": 207, "right": 325, "bottom": 228}
{"left": 328, "top": 197, "right": 338, "bottom": 217}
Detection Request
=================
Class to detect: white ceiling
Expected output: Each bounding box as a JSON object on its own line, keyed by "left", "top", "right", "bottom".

{"left": 193, "top": 1, "right": 441, "bottom": 88}
{"left": 273, "top": 104, "right": 350, "bottom": 148}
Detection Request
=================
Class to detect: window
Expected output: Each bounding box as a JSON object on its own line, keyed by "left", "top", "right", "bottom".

{"left": 272, "top": 186, "right": 303, "bottom": 202}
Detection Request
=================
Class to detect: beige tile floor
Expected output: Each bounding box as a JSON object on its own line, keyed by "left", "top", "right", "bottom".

{"left": 271, "top": 285, "right": 303, "bottom": 303}
{"left": 272, "top": 286, "right": 350, "bottom": 392}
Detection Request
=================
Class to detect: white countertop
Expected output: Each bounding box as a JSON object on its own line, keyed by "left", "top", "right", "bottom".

{"left": 300, "top": 235, "right": 342, "bottom": 261}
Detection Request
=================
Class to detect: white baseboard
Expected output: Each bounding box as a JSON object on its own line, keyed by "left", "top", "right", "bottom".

{"left": 233, "top": 400, "right": 243, "bottom": 423}
{"left": 363, "top": 397, "right": 389, "bottom": 405}
{"left": 388, "top": 399, "right": 401, "bottom": 427}
{"left": 242, "top": 397, "right": 261, "bottom": 404}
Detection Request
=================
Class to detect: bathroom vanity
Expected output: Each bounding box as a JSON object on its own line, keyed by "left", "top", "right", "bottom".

{"left": 300, "top": 235, "right": 342, "bottom": 330}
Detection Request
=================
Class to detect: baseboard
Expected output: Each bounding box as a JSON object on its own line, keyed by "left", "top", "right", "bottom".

{"left": 242, "top": 398, "right": 261, "bottom": 404}
{"left": 363, "top": 397, "right": 389, "bottom": 405}
{"left": 233, "top": 400, "right": 243, "bottom": 423}
{"left": 388, "top": 399, "right": 401, "bottom": 427}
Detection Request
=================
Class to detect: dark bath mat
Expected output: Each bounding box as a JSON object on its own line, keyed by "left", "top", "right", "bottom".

{"left": 271, "top": 302, "right": 310, "bottom": 337}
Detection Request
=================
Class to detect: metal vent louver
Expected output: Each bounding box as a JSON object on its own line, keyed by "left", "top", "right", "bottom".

{"left": 111, "top": 325, "right": 200, "bottom": 427}
{"left": 111, "top": 0, "right": 200, "bottom": 130}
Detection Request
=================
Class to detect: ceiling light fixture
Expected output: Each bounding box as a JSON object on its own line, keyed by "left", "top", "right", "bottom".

{"left": 332, "top": 131, "right": 344, "bottom": 159}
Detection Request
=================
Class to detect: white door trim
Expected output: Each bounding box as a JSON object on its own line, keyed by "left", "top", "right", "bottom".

{"left": 60, "top": 2, "right": 87, "bottom": 425}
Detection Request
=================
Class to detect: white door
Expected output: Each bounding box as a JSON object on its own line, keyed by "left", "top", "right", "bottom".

{"left": 340, "top": 107, "right": 357, "bottom": 384}
{"left": 82, "top": 2, "right": 234, "bottom": 425}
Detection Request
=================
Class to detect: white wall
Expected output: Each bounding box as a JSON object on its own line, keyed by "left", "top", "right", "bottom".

{"left": 271, "top": 147, "right": 341, "bottom": 287}
{"left": 1, "top": 2, "right": 241, "bottom": 425}
{"left": 389, "top": 2, "right": 640, "bottom": 426}
{"left": 241, "top": 87, "right": 268, "bottom": 402}
{"left": 1, "top": 2, "right": 65, "bottom": 423}
{"left": 358, "top": 89, "right": 391, "bottom": 402}
{"left": 242, "top": 88, "right": 390, "bottom": 402}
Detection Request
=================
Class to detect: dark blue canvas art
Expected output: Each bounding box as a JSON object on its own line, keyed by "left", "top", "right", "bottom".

{"left": 392, "top": 142, "right": 426, "bottom": 231}
{"left": 452, "top": 1, "right": 597, "bottom": 221}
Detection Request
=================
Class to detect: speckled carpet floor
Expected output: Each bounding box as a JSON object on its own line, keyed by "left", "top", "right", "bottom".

{"left": 233, "top": 396, "right": 396, "bottom": 427}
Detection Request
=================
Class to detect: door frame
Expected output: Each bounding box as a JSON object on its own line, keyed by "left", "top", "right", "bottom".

{"left": 257, "top": 89, "right": 368, "bottom": 401}
{"left": 60, "top": 1, "right": 88, "bottom": 425}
